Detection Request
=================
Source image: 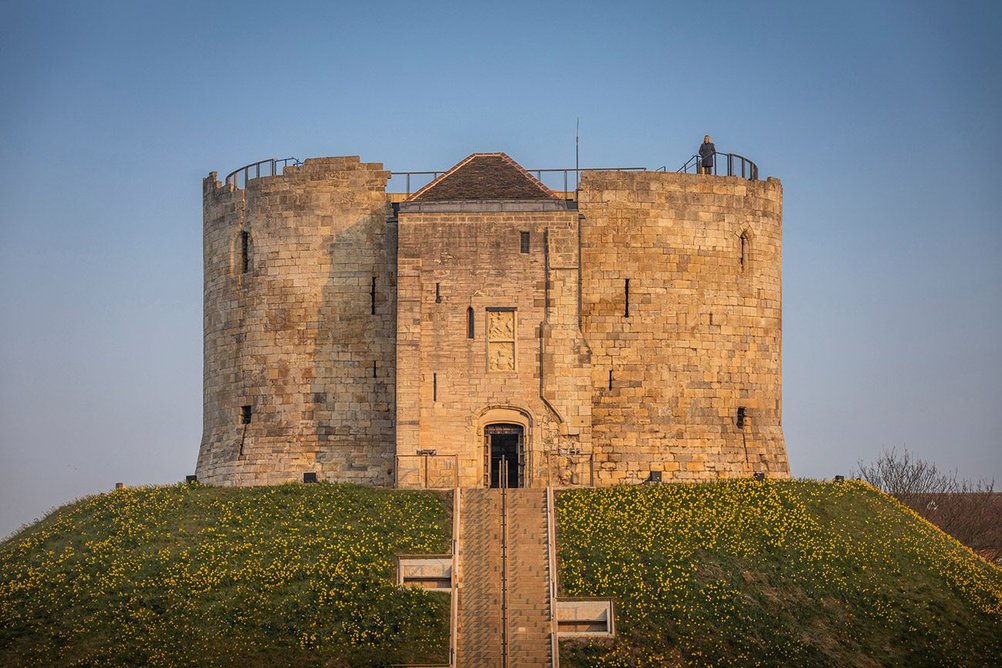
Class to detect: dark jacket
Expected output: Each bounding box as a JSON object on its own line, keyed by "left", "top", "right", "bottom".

{"left": 699, "top": 142, "right": 716, "bottom": 167}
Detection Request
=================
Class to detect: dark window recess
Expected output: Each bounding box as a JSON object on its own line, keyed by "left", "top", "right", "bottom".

{"left": 608, "top": 369, "right": 614, "bottom": 391}
{"left": 372, "top": 361, "right": 377, "bottom": 378}
{"left": 467, "top": 307, "right": 475, "bottom": 339}
{"left": 241, "top": 405, "right": 252, "bottom": 424}
{"left": 370, "top": 276, "right": 377, "bottom": 314}
{"left": 624, "top": 278, "right": 630, "bottom": 318}
{"left": 736, "top": 406, "right": 747, "bottom": 429}
{"left": 433, "top": 372, "right": 438, "bottom": 401}
{"left": 520, "top": 231, "right": 530, "bottom": 253}
{"left": 240, "top": 231, "right": 250, "bottom": 273}
{"left": 740, "top": 232, "right": 749, "bottom": 271}
{"left": 435, "top": 283, "right": 442, "bottom": 303}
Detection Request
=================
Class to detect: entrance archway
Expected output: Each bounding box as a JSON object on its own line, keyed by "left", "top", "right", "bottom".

{"left": 484, "top": 423, "right": 524, "bottom": 488}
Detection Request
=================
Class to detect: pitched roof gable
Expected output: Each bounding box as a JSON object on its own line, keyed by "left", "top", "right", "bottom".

{"left": 408, "top": 153, "right": 556, "bottom": 202}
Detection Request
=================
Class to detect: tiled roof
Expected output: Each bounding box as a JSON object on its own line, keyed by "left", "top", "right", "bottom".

{"left": 408, "top": 153, "right": 556, "bottom": 202}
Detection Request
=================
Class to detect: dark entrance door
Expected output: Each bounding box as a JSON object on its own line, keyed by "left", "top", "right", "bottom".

{"left": 485, "top": 424, "right": 524, "bottom": 488}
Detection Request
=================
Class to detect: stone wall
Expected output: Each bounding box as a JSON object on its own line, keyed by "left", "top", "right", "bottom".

{"left": 395, "top": 205, "right": 583, "bottom": 487}
{"left": 196, "top": 157, "right": 396, "bottom": 485}
{"left": 578, "top": 171, "right": 789, "bottom": 483}
{"left": 196, "top": 154, "right": 789, "bottom": 488}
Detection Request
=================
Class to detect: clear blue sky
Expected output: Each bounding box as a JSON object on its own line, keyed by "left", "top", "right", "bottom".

{"left": 1, "top": 0, "right": 999, "bottom": 537}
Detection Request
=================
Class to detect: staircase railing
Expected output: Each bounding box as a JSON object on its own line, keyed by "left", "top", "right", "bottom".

{"left": 677, "top": 151, "right": 759, "bottom": 180}
{"left": 499, "top": 457, "right": 510, "bottom": 667}
{"left": 451, "top": 488, "right": 460, "bottom": 667}
{"left": 546, "top": 486, "right": 560, "bottom": 667}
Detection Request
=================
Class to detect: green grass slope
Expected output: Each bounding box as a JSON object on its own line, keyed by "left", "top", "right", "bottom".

{"left": 556, "top": 480, "right": 1002, "bottom": 667}
{"left": 0, "top": 484, "right": 452, "bottom": 667}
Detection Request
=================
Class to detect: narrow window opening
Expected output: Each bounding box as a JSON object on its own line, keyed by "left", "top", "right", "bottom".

{"left": 608, "top": 369, "right": 613, "bottom": 391}
{"left": 520, "top": 231, "right": 530, "bottom": 254}
{"left": 736, "top": 406, "right": 747, "bottom": 429}
{"left": 239, "top": 405, "right": 251, "bottom": 457}
{"left": 240, "top": 231, "right": 250, "bottom": 273}
{"left": 435, "top": 283, "right": 442, "bottom": 303}
{"left": 370, "top": 276, "right": 377, "bottom": 314}
{"left": 433, "top": 372, "right": 438, "bottom": 401}
{"left": 624, "top": 278, "right": 630, "bottom": 318}
{"left": 467, "top": 306, "right": 475, "bottom": 339}
{"left": 373, "top": 361, "right": 377, "bottom": 378}
{"left": 740, "top": 232, "right": 749, "bottom": 272}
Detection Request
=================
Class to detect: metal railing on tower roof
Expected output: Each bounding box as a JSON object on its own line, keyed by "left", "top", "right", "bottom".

{"left": 224, "top": 157, "right": 302, "bottom": 189}
{"left": 674, "top": 151, "right": 759, "bottom": 180}
{"left": 387, "top": 166, "right": 648, "bottom": 198}
{"left": 220, "top": 153, "right": 760, "bottom": 194}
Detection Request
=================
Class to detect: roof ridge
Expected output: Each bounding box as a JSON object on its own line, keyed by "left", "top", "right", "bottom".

{"left": 407, "top": 153, "right": 557, "bottom": 202}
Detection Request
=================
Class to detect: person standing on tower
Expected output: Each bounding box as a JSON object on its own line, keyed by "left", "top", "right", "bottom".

{"left": 698, "top": 135, "right": 715, "bottom": 175}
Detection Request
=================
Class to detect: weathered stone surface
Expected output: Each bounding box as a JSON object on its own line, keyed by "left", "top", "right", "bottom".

{"left": 196, "top": 157, "right": 395, "bottom": 486}
{"left": 195, "top": 154, "right": 789, "bottom": 488}
{"left": 580, "top": 171, "right": 788, "bottom": 482}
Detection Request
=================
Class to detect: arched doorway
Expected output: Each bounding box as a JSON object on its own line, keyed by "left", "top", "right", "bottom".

{"left": 484, "top": 423, "right": 524, "bottom": 488}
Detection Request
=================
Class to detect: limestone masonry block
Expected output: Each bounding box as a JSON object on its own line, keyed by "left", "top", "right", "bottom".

{"left": 196, "top": 156, "right": 788, "bottom": 488}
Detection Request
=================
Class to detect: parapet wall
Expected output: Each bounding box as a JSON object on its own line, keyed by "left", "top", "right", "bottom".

{"left": 196, "top": 157, "right": 396, "bottom": 485}
{"left": 578, "top": 171, "right": 789, "bottom": 482}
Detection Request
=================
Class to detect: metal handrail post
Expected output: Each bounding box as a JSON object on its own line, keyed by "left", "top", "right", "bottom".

{"left": 450, "top": 487, "right": 460, "bottom": 667}
{"left": 500, "top": 455, "right": 509, "bottom": 667}
{"left": 546, "top": 485, "right": 560, "bottom": 667}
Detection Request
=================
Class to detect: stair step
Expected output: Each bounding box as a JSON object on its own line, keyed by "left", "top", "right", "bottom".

{"left": 456, "top": 488, "right": 554, "bottom": 667}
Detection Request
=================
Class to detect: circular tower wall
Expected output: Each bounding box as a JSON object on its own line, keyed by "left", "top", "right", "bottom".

{"left": 196, "top": 157, "right": 395, "bottom": 485}
{"left": 579, "top": 170, "right": 789, "bottom": 483}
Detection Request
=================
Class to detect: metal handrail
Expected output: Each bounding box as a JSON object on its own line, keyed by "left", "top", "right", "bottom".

{"left": 546, "top": 486, "right": 560, "bottom": 667}
{"left": 677, "top": 151, "right": 759, "bottom": 180}
{"left": 451, "top": 487, "right": 460, "bottom": 667}
{"left": 224, "top": 157, "right": 302, "bottom": 189}
{"left": 500, "top": 456, "right": 509, "bottom": 667}
{"left": 221, "top": 153, "right": 758, "bottom": 195}
{"left": 389, "top": 166, "right": 648, "bottom": 197}
{"left": 394, "top": 454, "right": 459, "bottom": 489}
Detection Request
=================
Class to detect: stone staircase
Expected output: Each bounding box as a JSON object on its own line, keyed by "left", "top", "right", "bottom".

{"left": 456, "top": 488, "right": 555, "bottom": 667}
{"left": 506, "top": 489, "right": 555, "bottom": 667}
{"left": 457, "top": 489, "right": 503, "bottom": 667}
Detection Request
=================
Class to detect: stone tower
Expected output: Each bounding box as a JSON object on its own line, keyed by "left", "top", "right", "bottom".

{"left": 197, "top": 158, "right": 396, "bottom": 485}
{"left": 196, "top": 152, "right": 789, "bottom": 487}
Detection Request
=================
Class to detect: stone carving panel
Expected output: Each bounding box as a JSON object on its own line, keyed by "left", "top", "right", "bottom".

{"left": 487, "top": 309, "right": 516, "bottom": 371}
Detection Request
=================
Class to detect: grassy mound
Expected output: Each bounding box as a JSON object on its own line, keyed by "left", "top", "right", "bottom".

{"left": 0, "top": 483, "right": 452, "bottom": 667}
{"left": 557, "top": 480, "right": 1002, "bottom": 667}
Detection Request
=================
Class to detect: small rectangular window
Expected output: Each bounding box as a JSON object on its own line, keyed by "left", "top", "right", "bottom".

{"left": 241, "top": 405, "right": 252, "bottom": 424}
{"left": 520, "top": 231, "right": 530, "bottom": 253}
{"left": 467, "top": 307, "right": 475, "bottom": 339}
{"left": 435, "top": 283, "right": 442, "bottom": 303}
{"left": 370, "top": 276, "right": 377, "bottom": 314}
{"left": 736, "top": 407, "right": 747, "bottom": 429}
{"left": 433, "top": 372, "right": 438, "bottom": 401}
